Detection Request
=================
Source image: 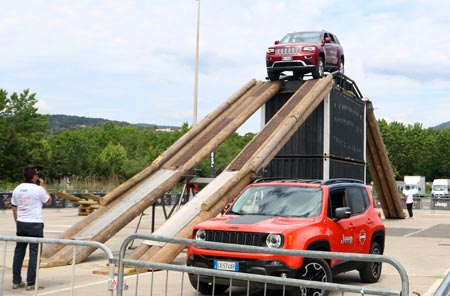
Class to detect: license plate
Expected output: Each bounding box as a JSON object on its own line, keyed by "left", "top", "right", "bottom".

{"left": 214, "top": 260, "right": 239, "bottom": 271}
{"left": 282, "top": 56, "right": 293, "bottom": 61}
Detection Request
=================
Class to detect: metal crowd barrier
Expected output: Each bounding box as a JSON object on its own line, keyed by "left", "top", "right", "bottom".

{"left": 434, "top": 269, "right": 450, "bottom": 296}
{"left": 0, "top": 235, "right": 115, "bottom": 296}
{"left": 116, "top": 234, "right": 409, "bottom": 296}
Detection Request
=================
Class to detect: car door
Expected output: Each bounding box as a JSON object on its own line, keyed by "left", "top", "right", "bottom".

{"left": 345, "top": 187, "right": 371, "bottom": 254}
{"left": 328, "top": 188, "right": 355, "bottom": 253}
{"left": 323, "top": 33, "right": 339, "bottom": 66}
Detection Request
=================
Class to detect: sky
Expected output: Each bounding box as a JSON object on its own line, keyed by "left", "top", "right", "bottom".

{"left": 2, "top": 0, "right": 450, "bottom": 134}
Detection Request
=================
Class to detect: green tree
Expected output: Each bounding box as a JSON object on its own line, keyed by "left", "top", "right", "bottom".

{"left": 0, "top": 89, "right": 48, "bottom": 181}
{"left": 99, "top": 142, "right": 127, "bottom": 178}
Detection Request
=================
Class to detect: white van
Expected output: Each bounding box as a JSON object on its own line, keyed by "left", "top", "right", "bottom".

{"left": 403, "top": 176, "right": 425, "bottom": 197}
{"left": 431, "top": 179, "right": 450, "bottom": 198}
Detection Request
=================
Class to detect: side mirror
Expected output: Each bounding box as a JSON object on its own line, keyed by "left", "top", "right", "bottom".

{"left": 274, "top": 40, "right": 280, "bottom": 45}
{"left": 334, "top": 207, "right": 352, "bottom": 221}
{"left": 325, "top": 37, "right": 332, "bottom": 43}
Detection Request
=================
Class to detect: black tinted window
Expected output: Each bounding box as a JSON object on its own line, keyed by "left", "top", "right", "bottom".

{"left": 347, "top": 187, "right": 369, "bottom": 214}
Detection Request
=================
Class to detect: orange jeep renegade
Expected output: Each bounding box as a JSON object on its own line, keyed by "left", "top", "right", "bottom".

{"left": 187, "top": 178, "right": 385, "bottom": 295}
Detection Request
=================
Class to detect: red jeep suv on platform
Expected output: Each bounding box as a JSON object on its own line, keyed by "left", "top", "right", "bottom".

{"left": 266, "top": 30, "right": 344, "bottom": 81}
{"left": 187, "top": 178, "right": 385, "bottom": 295}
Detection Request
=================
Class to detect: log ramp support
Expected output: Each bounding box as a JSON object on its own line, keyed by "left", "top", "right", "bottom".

{"left": 41, "top": 74, "right": 403, "bottom": 271}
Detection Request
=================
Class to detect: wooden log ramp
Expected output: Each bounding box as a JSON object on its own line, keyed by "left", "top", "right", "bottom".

{"left": 102, "top": 76, "right": 335, "bottom": 276}
{"left": 40, "top": 79, "right": 282, "bottom": 265}
{"left": 365, "top": 100, "right": 405, "bottom": 219}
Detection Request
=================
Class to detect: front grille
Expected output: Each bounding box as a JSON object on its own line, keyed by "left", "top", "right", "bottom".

{"left": 273, "top": 61, "right": 305, "bottom": 68}
{"left": 205, "top": 230, "right": 265, "bottom": 247}
{"left": 276, "top": 47, "right": 300, "bottom": 54}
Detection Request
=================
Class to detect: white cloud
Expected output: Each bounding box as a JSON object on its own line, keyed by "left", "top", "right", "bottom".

{"left": 1, "top": 0, "right": 449, "bottom": 134}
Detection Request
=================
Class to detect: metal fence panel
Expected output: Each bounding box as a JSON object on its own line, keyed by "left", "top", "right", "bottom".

{"left": 0, "top": 235, "right": 115, "bottom": 296}
{"left": 116, "top": 234, "right": 409, "bottom": 296}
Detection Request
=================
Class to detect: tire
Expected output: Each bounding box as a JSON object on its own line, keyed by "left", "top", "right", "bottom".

{"left": 312, "top": 57, "right": 324, "bottom": 79}
{"left": 188, "top": 273, "right": 229, "bottom": 295}
{"left": 268, "top": 71, "right": 280, "bottom": 81}
{"left": 293, "top": 258, "right": 332, "bottom": 296}
{"left": 359, "top": 241, "right": 383, "bottom": 283}
{"left": 293, "top": 71, "right": 304, "bottom": 80}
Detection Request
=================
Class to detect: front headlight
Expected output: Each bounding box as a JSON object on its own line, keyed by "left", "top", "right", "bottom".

{"left": 302, "top": 46, "right": 316, "bottom": 52}
{"left": 195, "top": 229, "right": 207, "bottom": 241}
{"left": 266, "top": 48, "right": 275, "bottom": 54}
{"left": 266, "top": 233, "right": 283, "bottom": 248}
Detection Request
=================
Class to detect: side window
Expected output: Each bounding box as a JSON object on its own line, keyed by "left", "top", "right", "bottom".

{"left": 328, "top": 189, "right": 346, "bottom": 218}
{"left": 325, "top": 33, "right": 335, "bottom": 43}
{"left": 346, "top": 187, "right": 369, "bottom": 215}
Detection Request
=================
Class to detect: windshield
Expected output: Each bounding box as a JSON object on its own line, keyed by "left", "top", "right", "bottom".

{"left": 433, "top": 185, "right": 447, "bottom": 191}
{"left": 405, "top": 184, "right": 418, "bottom": 191}
{"left": 229, "top": 185, "right": 322, "bottom": 218}
{"left": 280, "top": 32, "right": 322, "bottom": 44}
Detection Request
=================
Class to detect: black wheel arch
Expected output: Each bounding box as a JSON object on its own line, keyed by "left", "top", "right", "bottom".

{"left": 370, "top": 229, "right": 386, "bottom": 253}
{"left": 305, "top": 239, "right": 331, "bottom": 266}
{"left": 306, "top": 239, "right": 331, "bottom": 252}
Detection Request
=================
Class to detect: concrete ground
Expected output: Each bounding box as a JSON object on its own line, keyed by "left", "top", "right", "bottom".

{"left": 0, "top": 206, "right": 449, "bottom": 296}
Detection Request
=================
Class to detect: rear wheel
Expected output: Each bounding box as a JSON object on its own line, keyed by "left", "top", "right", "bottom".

{"left": 312, "top": 57, "right": 324, "bottom": 79}
{"left": 292, "top": 258, "right": 332, "bottom": 296}
{"left": 188, "top": 273, "right": 229, "bottom": 295}
{"left": 359, "top": 241, "right": 383, "bottom": 283}
{"left": 268, "top": 71, "right": 280, "bottom": 81}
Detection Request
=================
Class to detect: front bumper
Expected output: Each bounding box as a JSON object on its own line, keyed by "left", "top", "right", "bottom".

{"left": 266, "top": 60, "right": 316, "bottom": 73}
{"left": 187, "top": 254, "right": 298, "bottom": 287}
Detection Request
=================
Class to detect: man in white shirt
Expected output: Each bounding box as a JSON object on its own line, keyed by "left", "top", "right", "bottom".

{"left": 11, "top": 165, "right": 52, "bottom": 290}
{"left": 403, "top": 185, "right": 414, "bottom": 218}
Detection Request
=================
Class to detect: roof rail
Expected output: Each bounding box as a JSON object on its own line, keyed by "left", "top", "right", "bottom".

{"left": 253, "top": 177, "right": 364, "bottom": 185}
{"left": 253, "top": 177, "right": 322, "bottom": 184}
{"left": 321, "top": 178, "right": 364, "bottom": 185}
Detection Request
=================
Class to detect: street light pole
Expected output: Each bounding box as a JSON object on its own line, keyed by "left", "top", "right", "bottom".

{"left": 193, "top": 0, "right": 200, "bottom": 126}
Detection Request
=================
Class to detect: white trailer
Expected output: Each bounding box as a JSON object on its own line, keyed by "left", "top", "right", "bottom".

{"left": 431, "top": 179, "right": 450, "bottom": 198}
{"left": 403, "top": 176, "right": 426, "bottom": 197}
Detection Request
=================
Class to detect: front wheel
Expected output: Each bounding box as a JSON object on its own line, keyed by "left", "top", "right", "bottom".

{"left": 359, "top": 241, "right": 383, "bottom": 283}
{"left": 267, "top": 71, "right": 280, "bottom": 81}
{"left": 188, "top": 273, "right": 229, "bottom": 295}
{"left": 312, "top": 57, "right": 324, "bottom": 79}
{"left": 293, "top": 70, "right": 304, "bottom": 81}
{"left": 293, "top": 258, "right": 332, "bottom": 296}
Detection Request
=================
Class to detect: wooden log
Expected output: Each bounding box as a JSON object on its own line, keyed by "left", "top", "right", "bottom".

{"left": 366, "top": 139, "right": 391, "bottom": 218}
{"left": 99, "top": 79, "right": 258, "bottom": 206}
{"left": 164, "top": 81, "right": 281, "bottom": 169}
{"left": 252, "top": 76, "right": 333, "bottom": 169}
{"left": 141, "top": 173, "right": 254, "bottom": 263}
{"left": 366, "top": 101, "right": 405, "bottom": 218}
{"left": 80, "top": 193, "right": 102, "bottom": 202}
{"left": 41, "top": 79, "right": 270, "bottom": 261}
{"left": 366, "top": 119, "right": 395, "bottom": 217}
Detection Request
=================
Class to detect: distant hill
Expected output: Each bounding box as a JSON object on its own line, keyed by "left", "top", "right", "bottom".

{"left": 47, "top": 114, "right": 179, "bottom": 134}
{"left": 433, "top": 121, "right": 450, "bottom": 130}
